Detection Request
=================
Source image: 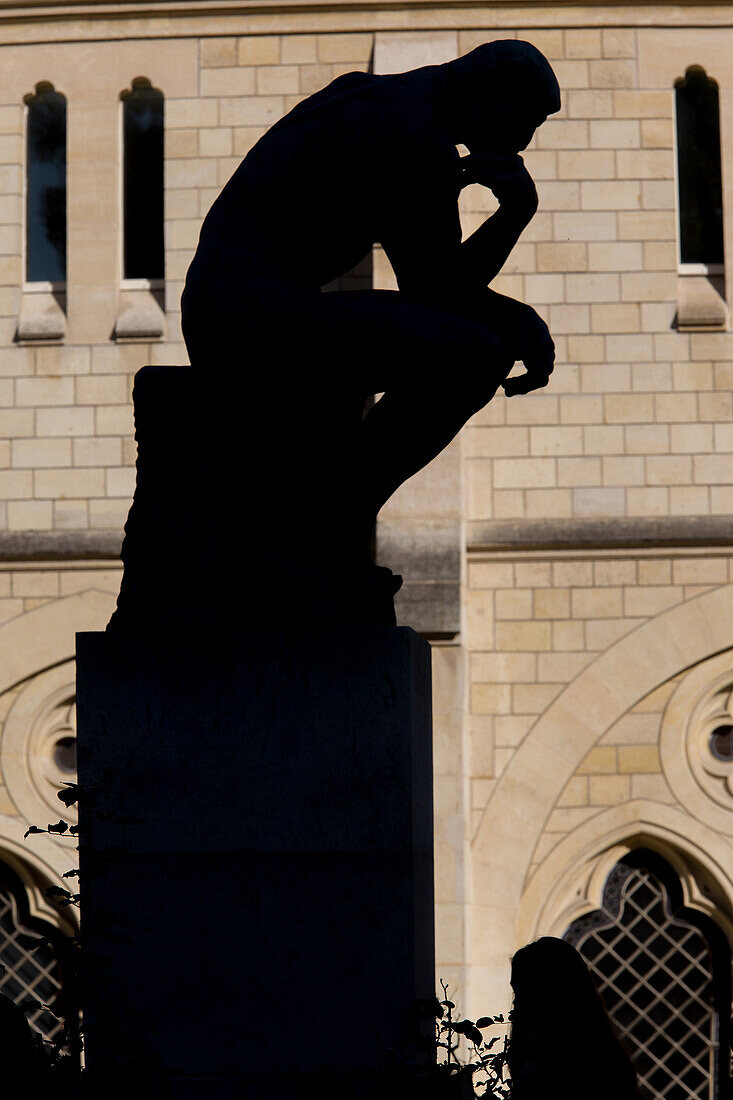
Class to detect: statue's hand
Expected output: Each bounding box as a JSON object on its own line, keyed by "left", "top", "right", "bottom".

{"left": 496, "top": 300, "right": 555, "bottom": 396}
{"left": 460, "top": 153, "right": 538, "bottom": 217}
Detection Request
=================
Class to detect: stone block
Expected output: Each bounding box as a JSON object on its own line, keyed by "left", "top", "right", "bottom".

{"left": 589, "top": 59, "right": 635, "bottom": 88}
{"left": 218, "top": 96, "right": 284, "bottom": 128}
{"left": 200, "top": 37, "right": 238, "bottom": 67}
{"left": 495, "top": 588, "right": 533, "bottom": 620}
{"left": 555, "top": 211, "right": 617, "bottom": 240}
{"left": 618, "top": 745, "right": 662, "bottom": 774}
{"left": 317, "top": 33, "right": 373, "bottom": 63}
{"left": 551, "top": 60, "right": 589, "bottom": 89}
{"left": 588, "top": 241, "right": 643, "bottom": 272}
{"left": 626, "top": 487, "right": 669, "bottom": 515}
{"left": 558, "top": 149, "right": 615, "bottom": 179}
{"left": 550, "top": 624, "right": 585, "bottom": 646}
{"left": 589, "top": 775, "right": 630, "bottom": 804}
{"left": 602, "top": 456, "right": 644, "bottom": 486}
{"left": 559, "top": 395, "right": 603, "bottom": 423}
{"left": 589, "top": 119, "right": 639, "bottom": 148}
{"left": 7, "top": 501, "right": 52, "bottom": 530}
{"left": 495, "top": 620, "right": 552, "bottom": 651}
{"left": 567, "top": 90, "right": 614, "bottom": 117}
{"left": 0, "top": 470, "right": 31, "bottom": 499}
{"left": 536, "top": 242, "right": 587, "bottom": 272}
{"left": 11, "top": 438, "right": 71, "bottom": 468}
{"left": 256, "top": 65, "right": 300, "bottom": 94}
{"left": 556, "top": 455, "right": 598, "bottom": 486}
{"left": 602, "top": 30, "right": 636, "bottom": 59}
{"left": 614, "top": 91, "right": 671, "bottom": 118}
{"left": 581, "top": 180, "right": 638, "bottom": 210}
{"left": 565, "top": 29, "right": 602, "bottom": 58}
{"left": 572, "top": 487, "right": 625, "bottom": 516}
{"left": 77, "top": 628, "right": 434, "bottom": 1097}
{"left": 237, "top": 36, "right": 281, "bottom": 65}
{"left": 641, "top": 119, "right": 673, "bottom": 148}
{"left": 282, "top": 36, "right": 318, "bottom": 63}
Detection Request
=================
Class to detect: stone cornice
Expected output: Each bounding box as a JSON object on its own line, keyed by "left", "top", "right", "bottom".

{"left": 0, "top": 530, "right": 122, "bottom": 561}
{"left": 3, "top": 0, "right": 733, "bottom": 42}
{"left": 467, "top": 515, "right": 733, "bottom": 552}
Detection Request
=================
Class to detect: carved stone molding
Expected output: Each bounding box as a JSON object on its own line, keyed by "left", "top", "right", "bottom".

{"left": 2, "top": 662, "right": 78, "bottom": 833}
{"left": 661, "top": 650, "right": 733, "bottom": 835}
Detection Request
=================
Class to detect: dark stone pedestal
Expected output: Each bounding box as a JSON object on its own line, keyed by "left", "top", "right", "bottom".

{"left": 76, "top": 628, "right": 435, "bottom": 1099}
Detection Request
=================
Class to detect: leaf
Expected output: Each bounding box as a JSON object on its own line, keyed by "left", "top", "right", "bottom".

{"left": 441, "top": 1000, "right": 455, "bottom": 1010}
{"left": 45, "top": 886, "right": 71, "bottom": 901}
{"left": 47, "top": 821, "right": 68, "bottom": 834}
{"left": 24, "top": 825, "right": 45, "bottom": 838}
{"left": 62, "top": 869, "right": 79, "bottom": 879}
{"left": 493, "top": 1015, "right": 504, "bottom": 1023}
{"left": 69, "top": 825, "right": 80, "bottom": 835}
{"left": 452, "top": 1019, "right": 478, "bottom": 1037}
{"left": 58, "top": 785, "right": 80, "bottom": 807}
{"left": 466, "top": 1025, "right": 483, "bottom": 1045}
{"left": 476, "top": 1017, "right": 493, "bottom": 1028}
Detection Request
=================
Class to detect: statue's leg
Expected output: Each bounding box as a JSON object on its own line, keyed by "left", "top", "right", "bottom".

{"left": 314, "top": 288, "right": 514, "bottom": 511}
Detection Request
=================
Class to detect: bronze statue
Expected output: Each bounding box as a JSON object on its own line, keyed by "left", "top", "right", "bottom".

{"left": 109, "top": 40, "right": 561, "bottom": 632}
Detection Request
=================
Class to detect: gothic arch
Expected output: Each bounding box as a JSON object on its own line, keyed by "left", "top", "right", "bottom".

{"left": 0, "top": 812, "right": 77, "bottom": 925}
{"left": 0, "top": 588, "right": 115, "bottom": 697}
{"left": 517, "top": 800, "right": 733, "bottom": 946}
{"left": 469, "top": 583, "right": 733, "bottom": 1014}
{"left": 0, "top": 590, "right": 114, "bottom": 914}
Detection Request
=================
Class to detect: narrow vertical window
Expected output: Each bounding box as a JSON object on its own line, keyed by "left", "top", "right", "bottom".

{"left": 25, "top": 83, "right": 66, "bottom": 284}
{"left": 675, "top": 66, "right": 727, "bottom": 329}
{"left": 676, "top": 66, "right": 724, "bottom": 267}
{"left": 122, "top": 78, "right": 164, "bottom": 281}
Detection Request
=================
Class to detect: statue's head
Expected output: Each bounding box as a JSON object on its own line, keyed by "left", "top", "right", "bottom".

{"left": 441, "top": 40, "right": 561, "bottom": 154}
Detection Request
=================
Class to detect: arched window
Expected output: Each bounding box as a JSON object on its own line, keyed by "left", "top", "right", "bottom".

{"left": 24, "top": 83, "right": 66, "bottom": 284}
{"left": 121, "top": 78, "right": 164, "bottom": 282}
{"left": 564, "top": 849, "right": 731, "bottom": 1100}
{"left": 0, "top": 860, "right": 72, "bottom": 1045}
{"left": 675, "top": 67, "right": 727, "bottom": 330}
{"left": 676, "top": 67, "right": 724, "bottom": 268}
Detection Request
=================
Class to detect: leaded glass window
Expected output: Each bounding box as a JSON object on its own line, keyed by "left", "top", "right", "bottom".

{"left": 564, "top": 850, "right": 731, "bottom": 1100}
{"left": 0, "top": 862, "right": 67, "bottom": 1042}
{"left": 25, "top": 83, "right": 67, "bottom": 283}
{"left": 122, "top": 78, "right": 164, "bottom": 280}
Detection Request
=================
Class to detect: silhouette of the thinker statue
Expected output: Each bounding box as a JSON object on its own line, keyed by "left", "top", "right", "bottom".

{"left": 109, "top": 40, "right": 560, "bottom": 632}
{"left": 509, "top": 938, "right": 644, "bottom": 1100}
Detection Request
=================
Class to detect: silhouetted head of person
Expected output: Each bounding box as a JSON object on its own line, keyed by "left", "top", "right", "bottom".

{"left": 437, "top": 40, "right": 561, "bottom": 154}
{"left": 509, "top": 937, "right": 643, "bottom": 1100}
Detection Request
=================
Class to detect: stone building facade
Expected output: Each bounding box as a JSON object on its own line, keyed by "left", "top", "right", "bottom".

{"left": 1, "top": 0, "right": 733, "bottom": 1094}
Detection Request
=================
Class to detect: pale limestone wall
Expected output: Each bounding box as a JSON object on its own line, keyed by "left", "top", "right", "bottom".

{"left": 0, "top": 31, "right": 373, "bottom": 532}
{"left": 465, "top": 24, "right": 733, "bottom": 522}
{"left": 4, "top": 22, "right": 733, "bottom": 528}
{"left": 0, "top": 4, "right": 733, "bottom": 1017}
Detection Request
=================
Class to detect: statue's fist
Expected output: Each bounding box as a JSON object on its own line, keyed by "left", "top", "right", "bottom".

{"left": 499, "top": 301, "right": 555, "bottom": 396}
{"left": 460, "top": 153, "right": 538, "bottom": 216}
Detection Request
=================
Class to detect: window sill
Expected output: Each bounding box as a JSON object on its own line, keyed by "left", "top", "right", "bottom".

{"left": 677, "top": 269, "right": 728, "bottom": 331}
{"left": 16, "top": 282, "right": 66, "bottom": 342}
{"left": 113, "top": 279, "right": 165, "bottom": 341}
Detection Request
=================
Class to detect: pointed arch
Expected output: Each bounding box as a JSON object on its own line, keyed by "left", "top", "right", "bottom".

{"left": 0, "top": 589, "right": 115, "bottom": 697}
{"left": 468, "top": 583, "right": 733, "bottom": 1013}
{"left": 518, "top": 800, "right": 733, "bottom": 945}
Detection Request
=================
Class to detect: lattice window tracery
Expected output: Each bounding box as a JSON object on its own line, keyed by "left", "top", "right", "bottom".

{"left": 564, "top": 851, "right": 730, "bottom": 1100}
{"left": 0, "top": 864, "right": 66, "bottom": 1042}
